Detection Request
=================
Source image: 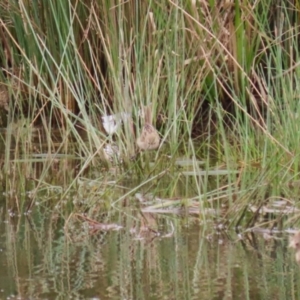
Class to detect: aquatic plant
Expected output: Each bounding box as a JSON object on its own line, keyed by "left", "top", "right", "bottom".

{"left": 0, "top": 0, "right": 299, "bottom": 229}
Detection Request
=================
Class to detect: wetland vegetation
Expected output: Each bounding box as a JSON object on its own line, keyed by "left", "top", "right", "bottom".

{"left": 1, "top": 0, "right": 300, "bottom": 298}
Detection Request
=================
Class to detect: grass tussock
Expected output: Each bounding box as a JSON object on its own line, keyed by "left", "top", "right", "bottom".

{"left": 0, "top": 0, "right": 300, "bottom": 228}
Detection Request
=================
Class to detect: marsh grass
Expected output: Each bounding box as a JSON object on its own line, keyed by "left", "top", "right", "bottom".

{"left": 0, "top": 0, "right": 300, "bottom": 228}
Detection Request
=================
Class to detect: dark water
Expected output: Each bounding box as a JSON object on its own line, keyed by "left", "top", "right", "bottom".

{"left": 0, "top": 205, "right": 298, "bottom": 300}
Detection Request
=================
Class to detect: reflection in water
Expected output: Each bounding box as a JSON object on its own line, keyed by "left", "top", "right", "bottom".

{"left": 0, "top": 207, "right": 297, "bottom": 299}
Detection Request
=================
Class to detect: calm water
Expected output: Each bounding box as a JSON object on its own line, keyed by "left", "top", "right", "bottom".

{"left": 0, "top": 205, "right": 298, "bottom": 300}
{"left": 0, "top": 126, "right": 299, "bottom": 299}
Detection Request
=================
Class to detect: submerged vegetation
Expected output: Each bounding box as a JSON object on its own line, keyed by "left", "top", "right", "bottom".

{"left": 0, "top": 0, "right": 300, "bottom": 229}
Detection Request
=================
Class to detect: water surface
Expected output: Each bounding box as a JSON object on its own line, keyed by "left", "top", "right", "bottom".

{"left": 0, "top": 206, "right": 297, "bottom": 299}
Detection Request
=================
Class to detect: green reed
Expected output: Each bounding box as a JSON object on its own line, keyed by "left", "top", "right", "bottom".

{"left": 0, "top": 0, "right": 300, "bottom": 227}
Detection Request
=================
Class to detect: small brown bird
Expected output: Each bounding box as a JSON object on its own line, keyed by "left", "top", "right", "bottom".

{"left": 136, "top": 105, "right": 160, "bottom": 151}
{"left": 0, "top": 85, "right": 9, "bottom": 111}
